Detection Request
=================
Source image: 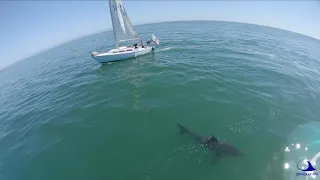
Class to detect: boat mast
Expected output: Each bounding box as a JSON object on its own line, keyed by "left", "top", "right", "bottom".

{"left": 109, "top": 0, "right": 119, "bottom": 49}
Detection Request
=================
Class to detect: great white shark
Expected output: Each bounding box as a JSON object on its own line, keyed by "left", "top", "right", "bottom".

{"left": 177, "top": 123, "right": 245, "bottom": 162}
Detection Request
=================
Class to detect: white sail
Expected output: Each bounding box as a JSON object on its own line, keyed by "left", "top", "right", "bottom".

{"left": 109, "top": 0, "right": 140, "bottom": 45}
{"left": 90, "top": 0, "right": 159, "bottom": 63}
{"left": 152, "top": 34, "right": 160, "bottom": 45}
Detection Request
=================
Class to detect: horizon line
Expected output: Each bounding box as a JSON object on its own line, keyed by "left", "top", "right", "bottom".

{"left": 1, "top": 19, "right": 319, "bottom": 72}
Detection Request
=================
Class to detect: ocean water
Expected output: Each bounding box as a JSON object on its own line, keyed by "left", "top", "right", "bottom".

{"left": 1, "top": 21, "right": 320, "bottom": 180}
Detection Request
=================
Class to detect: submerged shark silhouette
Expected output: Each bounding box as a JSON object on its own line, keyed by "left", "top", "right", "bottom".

{"left": 177, "top": 123, "right": 245, "bottom": 163}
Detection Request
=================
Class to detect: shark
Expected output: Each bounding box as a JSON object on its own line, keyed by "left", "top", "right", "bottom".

{"left": 177, "top": 123, "right": 245, "bottom": 163}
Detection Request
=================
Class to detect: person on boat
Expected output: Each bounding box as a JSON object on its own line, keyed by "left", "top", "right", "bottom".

{"left": 141, "top": 40, "right": 145, "bottom": 48}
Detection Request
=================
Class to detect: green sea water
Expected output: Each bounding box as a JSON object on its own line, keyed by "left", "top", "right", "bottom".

{"left": 1, "top": 21, "right": 320, "bottom": 180}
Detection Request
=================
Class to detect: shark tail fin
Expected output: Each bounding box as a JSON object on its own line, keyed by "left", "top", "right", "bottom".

{"left": 177, "top": 123, "right": 188, "bottom": 134}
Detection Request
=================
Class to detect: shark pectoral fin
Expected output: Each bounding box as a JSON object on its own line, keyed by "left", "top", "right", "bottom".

{"left": 211, "top": 151, "right": 222, "bottom": 165}
{"left": 177, "top": 123, "right": 188, "bottom": 134}
{"left": 215, "top": 151, "right": 222, "bottom": 158}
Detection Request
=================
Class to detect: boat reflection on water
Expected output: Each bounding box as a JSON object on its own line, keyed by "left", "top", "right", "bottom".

{"left": 283, "top": 122, "right": 320, "bottom": 180}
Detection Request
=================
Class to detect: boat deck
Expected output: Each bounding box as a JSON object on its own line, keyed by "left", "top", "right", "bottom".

{"left": 96, "top": 46, "right": 151, "bottom": 56}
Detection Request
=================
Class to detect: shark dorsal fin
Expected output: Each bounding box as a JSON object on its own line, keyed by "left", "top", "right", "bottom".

{"left": 208, "top": 135, "right": 218, "bottom": 143}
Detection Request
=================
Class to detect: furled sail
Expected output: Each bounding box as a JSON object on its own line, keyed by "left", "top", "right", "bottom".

{"left": 109, "top": 0, "right": 140, "bottom": 43}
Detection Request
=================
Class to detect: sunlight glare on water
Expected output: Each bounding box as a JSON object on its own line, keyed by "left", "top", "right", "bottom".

{"left": 284, "top": 122, "right": 320, "bottom": 180}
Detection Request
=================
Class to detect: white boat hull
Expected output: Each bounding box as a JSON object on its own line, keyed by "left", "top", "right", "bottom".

{"left": 91, "top": 45, "right": 153, "bottom": 63}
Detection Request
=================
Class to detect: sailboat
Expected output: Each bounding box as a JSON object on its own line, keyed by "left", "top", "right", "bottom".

{"left": 91, "top": 0, "right": 160, "bottom": 63}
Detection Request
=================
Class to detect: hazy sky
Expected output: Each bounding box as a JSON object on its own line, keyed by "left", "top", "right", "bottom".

{"left": 0, "top": 1, "right": 319, "bottom": 70}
